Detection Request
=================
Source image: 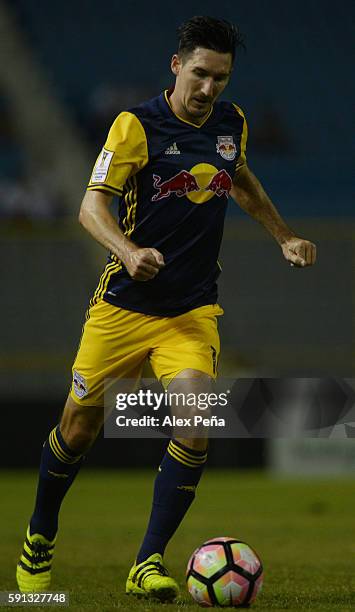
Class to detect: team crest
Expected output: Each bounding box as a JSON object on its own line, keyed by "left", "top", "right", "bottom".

{"left": 73, "top": 370, "right": 88, "bottom": 399}
{"left": 216, "top": 136, "right": 237, "bottom": 161}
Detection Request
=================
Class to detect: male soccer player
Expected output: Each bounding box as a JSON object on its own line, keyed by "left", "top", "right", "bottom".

{"left": 16, "top": 16, "right": 316, "bottom": 601}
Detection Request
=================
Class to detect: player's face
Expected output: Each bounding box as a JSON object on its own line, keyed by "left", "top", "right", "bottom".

{"left": 171, "top": 47, "right": 233, "bottom": 123}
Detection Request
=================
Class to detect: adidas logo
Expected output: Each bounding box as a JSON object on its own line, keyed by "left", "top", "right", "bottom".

{"left": 165, "top": 142, "right": 180, "bottom": 155}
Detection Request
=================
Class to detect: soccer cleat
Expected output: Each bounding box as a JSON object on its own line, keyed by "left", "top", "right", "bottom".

{"left": 126, "top": 553, "right": 179, "bottom": 601}
{"left": 16, "top": 527, "right": 56, "bottom": 592}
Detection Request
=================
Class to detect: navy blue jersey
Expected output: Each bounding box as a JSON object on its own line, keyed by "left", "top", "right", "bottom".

{"left": 87, "top": 90, "right": 247, "bottom": 316}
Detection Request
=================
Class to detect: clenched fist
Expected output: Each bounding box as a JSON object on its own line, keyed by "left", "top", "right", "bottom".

{"left": 123, "top": 245, "right": 165, "bottom": 281}
{"left": 281, "top": 237, "right": 316, "bottom": 267}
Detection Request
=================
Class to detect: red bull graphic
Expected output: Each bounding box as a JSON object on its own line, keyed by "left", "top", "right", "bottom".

{"left": 152, "top": 164, "right": 232, "bottom": 204}
{"left": 205, "top": 169, "right": 232, "bottom": 198}
{"left": 151, "top": 171, "right": 199, "bottom": 201}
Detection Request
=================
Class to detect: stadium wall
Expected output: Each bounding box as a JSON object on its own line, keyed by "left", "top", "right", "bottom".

{"left": 1, "top": 218, "right": 352, "bottom": 404}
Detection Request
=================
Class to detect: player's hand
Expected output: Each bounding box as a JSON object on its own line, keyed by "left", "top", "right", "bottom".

{"left": 281, "top": 237, "right": 316, "bottom": 267}
{"left": 123, "top": 245, "right": 165, "bottom": 281}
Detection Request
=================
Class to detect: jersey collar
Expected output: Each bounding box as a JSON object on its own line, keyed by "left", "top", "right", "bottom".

{"left": 163, "top": 89, "right": 213, "bottom": 128}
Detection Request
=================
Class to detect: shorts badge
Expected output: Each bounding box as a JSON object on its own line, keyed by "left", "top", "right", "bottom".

{"left": 216, "top": 136, "right": 237, "bottom": 161}
{"left": 73, "top": 370, "right": 88, "bottom": 399}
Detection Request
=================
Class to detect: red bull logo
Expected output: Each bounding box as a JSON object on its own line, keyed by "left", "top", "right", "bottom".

{"left": 152, "top": 170, "right": 199, "bottom": 201}
{"left": 205, "top": 169, "right": 232, "bottom": 198}
{"left": 151, "top": 163, "right": 232, "bottom": 204}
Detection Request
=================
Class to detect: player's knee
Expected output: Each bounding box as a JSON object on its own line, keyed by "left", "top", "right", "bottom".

{"left": 61, "top": 426, "right": 98, "bottom": 454}
{"left": 60, "top": 396, "right": 103, "bottom": 453}
{"left": 169, "top": 371, "right": 213, "bottom": 440}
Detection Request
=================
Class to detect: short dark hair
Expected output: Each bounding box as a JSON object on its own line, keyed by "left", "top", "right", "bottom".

{"left": 177, "top": 16, "right": 245, "bottom": 64}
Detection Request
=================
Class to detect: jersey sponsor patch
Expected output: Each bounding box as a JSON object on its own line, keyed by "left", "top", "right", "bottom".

{"left": 91, "top": 148, "right": 114, "bottom": 183}
{"left": 151, "top": 166, "right": 232, "bottom": 203}
{"left": 216, "top": 136, "right": 237, "bottom": 161}
{"left": 73, "top": 369, "right": 88, "bottom": 398}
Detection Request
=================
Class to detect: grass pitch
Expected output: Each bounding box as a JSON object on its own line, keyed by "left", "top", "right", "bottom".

{"left": 1, "top": 469, "right": 355, "bottom": 611}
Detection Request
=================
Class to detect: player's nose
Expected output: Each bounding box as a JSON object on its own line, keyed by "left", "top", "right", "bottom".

{"left": 200, "top": 78, "right": 214, "bottom": 98}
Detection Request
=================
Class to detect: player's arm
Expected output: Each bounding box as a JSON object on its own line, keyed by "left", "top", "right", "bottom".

{"left": 80, "top": 111, "right": 164, "bottom": 280}
{"left": 230, "top": 164, "right": 316, "bottom": 267}
{"left": 79, "top": 190, "right": 164, "bottom": 281}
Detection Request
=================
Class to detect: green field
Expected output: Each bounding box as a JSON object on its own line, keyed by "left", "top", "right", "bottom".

{"left": 1, "top": 469, "right": 355, "bottom": 611}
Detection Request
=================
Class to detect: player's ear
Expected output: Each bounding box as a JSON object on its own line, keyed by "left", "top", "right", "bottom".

{"left": 171, "top": 54, "right": 181, "bottom": 76}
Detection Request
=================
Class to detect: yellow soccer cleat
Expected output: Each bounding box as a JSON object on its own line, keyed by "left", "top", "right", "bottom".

{"left": 16, "top": 527, "right": 56, "bottom": 593}
{"left": 126, "top": 553, "right": 179, "bottom": 602}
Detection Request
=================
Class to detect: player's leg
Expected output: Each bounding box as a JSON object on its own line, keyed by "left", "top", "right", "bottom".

{"left": 16, "top": 395, "right": 103, "bottom": 592}
{"left": 31, "top": 396, "right": 104, "bottom": 536}
{"left": 127, "top": 305, "right": 222, "bottom": 600}
{"left": 59, "top": 394, "right": 105, "bottom": 453}
{"left": 126, "top": 370, "right": 210, "bottom": 601}
{"left": 17, "top": 300, "right": 148, "bottom": 592}
{"left": 136, "top": 370, "right": 211, "bottom": 557}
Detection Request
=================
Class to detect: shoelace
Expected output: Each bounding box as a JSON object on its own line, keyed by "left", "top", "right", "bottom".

{"left": 134, "top": 560, "right": 170, "bottom": 587}
{"left": 150, "top": 562, "right": 169, "bottom": 577}
{"left": 31, "top": 541, "right": 52, "bottom": 565}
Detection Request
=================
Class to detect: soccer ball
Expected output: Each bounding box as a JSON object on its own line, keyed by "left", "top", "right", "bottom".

{"left": 186, "top": 537, "right": 263, "bottom": 607}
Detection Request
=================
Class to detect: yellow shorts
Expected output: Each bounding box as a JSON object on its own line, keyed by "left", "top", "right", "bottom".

{"left": 70, "top": 300, "right": 224, "bottom": 406}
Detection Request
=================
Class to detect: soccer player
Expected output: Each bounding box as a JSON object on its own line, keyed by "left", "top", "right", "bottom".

{"left": 16, "top": 16, "right": 316, "bottom": 601}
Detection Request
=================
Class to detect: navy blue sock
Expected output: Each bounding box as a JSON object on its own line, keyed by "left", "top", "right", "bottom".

{"left": 136, "top": 439, "right": 207, "bottom": 563}
{"left": 29, "top": 425, "right": 83, "bottom": 540}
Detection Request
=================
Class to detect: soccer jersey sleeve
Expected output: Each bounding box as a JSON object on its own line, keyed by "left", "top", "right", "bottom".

{"left": 233, "top": 104, "right": 248, "bottom": 172}
{"left": 87, "top": 112, "right": 148, "bottom": 196}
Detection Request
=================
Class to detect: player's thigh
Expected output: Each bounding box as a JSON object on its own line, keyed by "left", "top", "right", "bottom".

{"left": 70, "top": 299, "right": 149, "bottom": 407}
{"left": 149, "top": 304, "right": 224, "bottom": 385}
